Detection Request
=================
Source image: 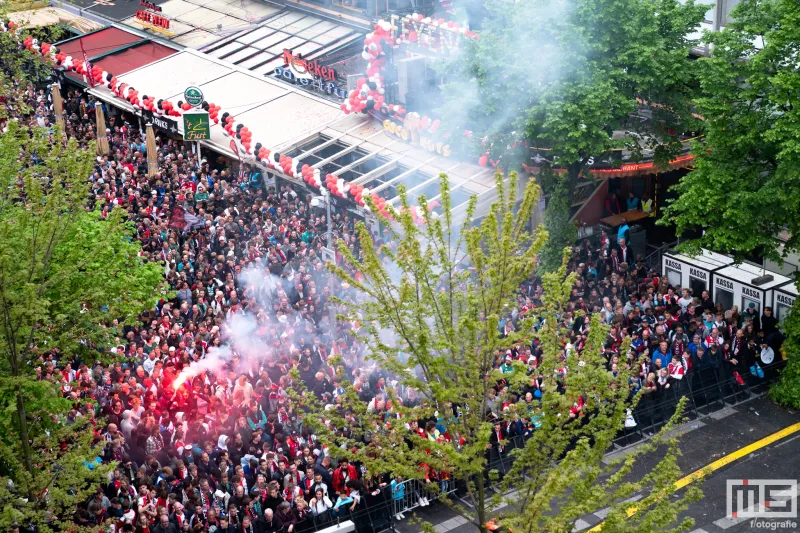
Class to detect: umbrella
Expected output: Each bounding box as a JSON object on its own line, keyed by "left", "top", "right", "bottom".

{"left": 50, "top": 83, "right": 64, "bottom": 131}
{"left": 95, "top": 102, "right": 109, "bottom": 156}
{"left": 146, "top": 123, "right": 158, "bottom": 178}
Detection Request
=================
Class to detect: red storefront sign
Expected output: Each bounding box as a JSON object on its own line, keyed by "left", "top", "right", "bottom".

{"left": 136, "top": 10, "right": 170, "bottom": 29}
{"left": 282, "top": 49, "right": 336, "bottom": 82}
{"left": 620, "top": 162, "right": 654, "bottom": 172}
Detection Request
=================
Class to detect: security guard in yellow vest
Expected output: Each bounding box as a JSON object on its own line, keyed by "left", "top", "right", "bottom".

{"left": 641, "top": 193, "right": 653, "bottom": 215}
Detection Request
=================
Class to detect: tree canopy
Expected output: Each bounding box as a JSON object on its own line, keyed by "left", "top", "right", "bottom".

{"left": 296, "top": 175, "right": 699, "bottom": 533}
{"left": 440, "top": 0, "right": 707, "bottom": 171}
{"left": 661, "top": 0, "right": 800, "bottom": 262}
{"left": 0, "top": 120, "right": 165, "bottom": 530}
{"left": 659, "top": 0, "right": 800, "bottom": 407}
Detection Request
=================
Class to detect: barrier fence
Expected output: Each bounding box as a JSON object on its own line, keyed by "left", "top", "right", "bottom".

{"left": 297, "top": 359, "right": 786, "bottom": 533}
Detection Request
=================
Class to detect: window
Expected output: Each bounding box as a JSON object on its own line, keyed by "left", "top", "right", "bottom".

{"left": 449, "top": 188, "right": 474, "bottom": 211}
{"left": 776, "top": 300, "right": 794, "bottom": 324}
{"left": 689, "top": 274, "right": 706, "bottom": 298}
{"left": 285, "top": 135, "right": 328, "bottom": 157}
{"left": 715, "top": 286, "right": 734, "bottom": 311}
{"left": 666, "top": 268, "right": 681, "bottom": 288}
{"left": 742, "top": 296, "right": 760, "bottom": 315}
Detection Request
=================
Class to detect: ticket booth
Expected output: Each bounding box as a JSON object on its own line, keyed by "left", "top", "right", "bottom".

{"left": 710, "top": 263, "right": 791, "bottom": 314}
{"left": 661, "top": 250, "right": 734, "bottom": 297}
{"left": 771, "top": 282, "right": 799, "bottom": 324}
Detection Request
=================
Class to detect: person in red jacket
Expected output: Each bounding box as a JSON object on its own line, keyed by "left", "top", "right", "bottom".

{"left": 331, "top": 459, "right": 357, "bottom": 496}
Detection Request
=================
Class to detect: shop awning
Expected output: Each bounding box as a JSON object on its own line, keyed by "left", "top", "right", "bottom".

{"left": 56, "top": 26, "right": 180, "bottom": 85}
{"left": 57, "top": 27, "right": 146, "bottom": 60}
{"left": 282, "top": 112, "right": 493, "bottom": 215}
{"left": 92, "top": 41, "right": 178, "bottom": 79}
{"left": 68, "top": 0, "right": 169, "bottom": 22}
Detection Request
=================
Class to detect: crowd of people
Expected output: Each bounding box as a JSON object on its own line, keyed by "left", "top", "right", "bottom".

{"left": 6, "top": 78, "right": 785, "bottom": 533}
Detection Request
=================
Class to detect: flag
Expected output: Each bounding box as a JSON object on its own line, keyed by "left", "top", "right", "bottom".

{"left": 169, "top": 205, "right": 205, "bottom": 232}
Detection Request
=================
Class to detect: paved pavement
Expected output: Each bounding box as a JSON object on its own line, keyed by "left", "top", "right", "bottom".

{"left": 392, "top": 397, "right": 800, "bottom": 533}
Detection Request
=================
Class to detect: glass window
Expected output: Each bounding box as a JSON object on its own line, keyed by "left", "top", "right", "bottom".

{"left": 776, "top": 301, "right": 793, "bottom": 324}
{"left": 666, "top": 268, "right": 681, "bottom": 288}
{"left": 690, "top": 275, "right": 706, "bottom": 298}
{"left": 449, "top": 188, "right": 474, "bottom": 210}
{"left": 742, "top": 296, "right": 760, "bottom": 315}
{"left": 285, "top": 136, "right": 329, "bottom": 158}
{"left": 407, "top": 180, "right": 441, "bottom": 205}
{"left": 715, "top": 287, "right": 734, "bottom": 311}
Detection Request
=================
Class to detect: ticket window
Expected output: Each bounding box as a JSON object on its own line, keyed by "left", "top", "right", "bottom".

{"left": 742, "top": 296, "right": 760, "bottom": 316}
{"left": 715, "top": 286, "right": 734, "bottom": 311}
{"left": 776, "top": 298, "right": 794, "bottom": 324}
{"left": 666, "top": 267, "right": 681, "bottom": 289}
{"left": 690, "top": 275, "right": 706, "bottom": 298}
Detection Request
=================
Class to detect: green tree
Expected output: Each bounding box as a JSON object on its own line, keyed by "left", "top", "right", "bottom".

{"left": 439, "top": 0, "right": 708, "bottom": 258}
{"left": 297, "top": 174, "right": 699, "bottom": 533}
{"left": 0, "top": 15, "right": 58, "bottom": 89}
{"left": 0, "top": 121, "right": 165, "bottom": 531}
{"left": 539, "top": 169, "right": 576, "bottom": 273}
{"left": 659, "top": 0, "right": 800, "bottom": 406}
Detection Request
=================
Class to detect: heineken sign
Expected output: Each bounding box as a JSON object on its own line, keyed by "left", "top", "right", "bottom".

{"left": 184, "top": 86, "right": 204, "bottom": 108}
{"left": 183, "top": 111, "right": 210, "bottom": 141}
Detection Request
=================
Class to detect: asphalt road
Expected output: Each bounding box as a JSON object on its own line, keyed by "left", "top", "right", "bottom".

{"left": 392, "top": 396, "right": 800, "bottom": 533}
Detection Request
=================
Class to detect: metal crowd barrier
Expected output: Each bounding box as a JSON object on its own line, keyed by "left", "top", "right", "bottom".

{"left": 614, "top": 359, "right": 787, "bottom": 447}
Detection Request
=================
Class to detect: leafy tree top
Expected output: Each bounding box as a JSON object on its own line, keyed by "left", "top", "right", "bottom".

{"left": 662, "top": 0, "right": 800, "bottom": 264}
{"left": 439, "top": 0, "right": 708, "bottom": 168}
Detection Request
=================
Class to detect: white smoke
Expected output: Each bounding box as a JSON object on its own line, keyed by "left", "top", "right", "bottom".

{"left": 174, "top": 266, "right": 295, "bottom": 387}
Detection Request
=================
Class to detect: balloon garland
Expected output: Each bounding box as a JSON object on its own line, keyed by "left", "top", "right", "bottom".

{"left": 341, "top": 15, "right": 475, "bottom": 121}
{"left": 2, "top": 19, "right": 441, "bottom": 224}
